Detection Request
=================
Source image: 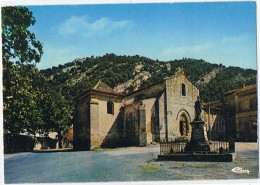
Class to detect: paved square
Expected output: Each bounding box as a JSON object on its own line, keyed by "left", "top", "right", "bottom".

{"left": 4, "top": 142, "right": 258, "bottom": 183}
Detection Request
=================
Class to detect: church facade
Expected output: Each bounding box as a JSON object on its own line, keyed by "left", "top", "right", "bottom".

{"left": 74, "top": 71, "right": 199, "bottom": 150}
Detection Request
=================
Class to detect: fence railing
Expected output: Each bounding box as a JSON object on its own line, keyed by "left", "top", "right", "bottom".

{"left": 160, "top": 140, "right": 235, "bottom": 155}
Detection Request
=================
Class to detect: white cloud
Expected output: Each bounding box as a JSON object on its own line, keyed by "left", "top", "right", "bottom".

{"left": 162, "top": 43, "right": 212, "bottom": 58}
{"left": 222, "top": 33, "right": 250, "bottom": 44}
{"left": 57, "top": 15, "right": 133, "bottom": 37}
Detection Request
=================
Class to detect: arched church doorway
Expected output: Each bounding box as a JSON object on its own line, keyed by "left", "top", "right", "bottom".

{"left": 180, "top": 114, "right": 189, "bottom": 136}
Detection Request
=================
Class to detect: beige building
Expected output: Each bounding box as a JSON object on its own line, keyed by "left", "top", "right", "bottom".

{"left": 74, "top": 71, "right": 199, "bottom": 150}
{"left": 204, "top": 84, "right": 257, "bottom": 142}
{"left": 225, "top": 84, "right": 257, "bottom": 141}
{"left": 204, "top": 101, "right": 226, "bottom": 140}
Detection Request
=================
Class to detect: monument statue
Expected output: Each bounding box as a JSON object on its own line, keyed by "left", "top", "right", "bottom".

{"left": 194, "top": 96, "right": 203, "bottom": 120}
{"left": 185, "top": 96, "right": 210, "bottom": 152}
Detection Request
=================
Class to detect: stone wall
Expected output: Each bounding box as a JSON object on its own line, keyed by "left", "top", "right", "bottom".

{"left": 94, "top": 95, "right": 124, "bottom": 148}
{"left": 158, "top": 92, "right": 167, "bottom": 141}
{"left": 74, "top": 96, "right": 91, "bottom": 150}
{"left": 89, "top": 99, "right": 100, "bottom": 148}
{"left": 137, "top": 98, "right": 157, "bottom": 146}
{"left": 203, "top": 85, "right": 257, "bottom": 142}
{"left": 224, "top": 94, "right": 237, "bottom": 139}
{"left": 143, "top": 98, "right": 159, "bottom": 143}
{"left": 235, "top": 111, "right": 257, "bottom": 141}
{"left": 224, "top": 86, "right": 257, "bottom": 141}
{"left": 204, "top": 108, "right": 225, "bottom": 140}
{"left": 123, "top": 98, "right": 159, "bottom": 146}
{"left": 123, "top": 82, "right": 165, "bottom": 146}
{"left": 124, "top": 102, "right": 140, "bottom": 146}
{"left": 235, "top": 92, "right": 257, "bottom": 141}
{"left": 4, "top": 134, "right": 58, "bottom": 153}
{"left": 124, "top": 82, "right": 165, "bottom": 105}
{"left": 74, "top": 93, "right": 124, "bottom": 150}
{"left": 165, "top": 74, "right": 199, "bottom": 140}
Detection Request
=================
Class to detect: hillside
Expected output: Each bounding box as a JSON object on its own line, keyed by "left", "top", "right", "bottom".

{"left": 40, "top": 53, "right": 256, "bottom": 102}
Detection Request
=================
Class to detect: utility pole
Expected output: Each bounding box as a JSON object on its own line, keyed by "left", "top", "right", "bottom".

{"left": 208, "top": 101, "right": 211, "bottom": 140}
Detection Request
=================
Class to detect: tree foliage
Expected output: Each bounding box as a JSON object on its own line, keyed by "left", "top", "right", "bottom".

{"left": 2, "top": 6, "right": 43, "bottom": 64}
{"left": 4, "top": 64, "right": 45, "bottom": 135}
{"left": 2, "top": 7, "right": 72, "bottom": 145}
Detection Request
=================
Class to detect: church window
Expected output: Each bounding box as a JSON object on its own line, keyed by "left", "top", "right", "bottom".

{"left": 107, "top": 101, "right": 114, "bottom": 115}
{"left": 181, "top": 83, "right": 186, "bottom": 96}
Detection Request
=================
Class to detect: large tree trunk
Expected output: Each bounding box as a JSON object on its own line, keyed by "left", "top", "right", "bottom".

{"left": 33, "top": 134, "right": 37, "bottom": 151}
{"left": 58, "top": 130, "right": 62, "bottom": 149}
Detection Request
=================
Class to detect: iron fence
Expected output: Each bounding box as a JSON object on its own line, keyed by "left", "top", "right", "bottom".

{"left": 160, "top": 140, "right": 234, "bottom": 155}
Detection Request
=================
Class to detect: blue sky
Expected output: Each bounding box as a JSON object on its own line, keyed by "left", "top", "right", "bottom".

{"left": 28, "top": 2, "right": 257, "bottom": 70}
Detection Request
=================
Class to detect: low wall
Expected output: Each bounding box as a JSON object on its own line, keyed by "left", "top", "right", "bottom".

{"left": 158, "top": 154, "right": 234, "bottom": 162}
{"left": 4, "top": 134, "right": 35, "bottom": 153}
{"left": 4, "top": 134, "right": 59, "bottom": 153}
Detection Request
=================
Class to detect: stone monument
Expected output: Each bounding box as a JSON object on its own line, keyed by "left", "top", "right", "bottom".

{"left": 158, "top": 96, "right": 234, "bottom": 161}
{"left": 185, "top": 96, "right": 210, "bottom": 152}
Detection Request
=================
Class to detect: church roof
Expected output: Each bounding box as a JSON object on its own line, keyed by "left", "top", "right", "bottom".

{"left": 76, "top": 80, "right": 124, "bottom": 102}
{"left": 92, "top": 80, "right": 117, "bottom": 93}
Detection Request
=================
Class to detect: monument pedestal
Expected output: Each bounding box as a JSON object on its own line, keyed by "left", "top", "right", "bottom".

{"left": 158, "top": 96, "right": 233, "bottom": 162}
{"left": 185, "top": 120, "right": 210, "bottom": 152}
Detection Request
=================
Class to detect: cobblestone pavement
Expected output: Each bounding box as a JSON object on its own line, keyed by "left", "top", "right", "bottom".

{"left": 4, "top": 142, "right": 259, "bottom": 183}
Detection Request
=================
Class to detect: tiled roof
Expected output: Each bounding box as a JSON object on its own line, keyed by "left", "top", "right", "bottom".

{"left": 203, "top": 100, "right": 222, "bottom": 107}
{"left": 225, "top": 84, "right": 256, "bottom": 95}
{"left": 92, "top": 80, "right": 117, "bottom": 93}
{"left": 234, "top": 84, "right": 256, "bottom": 94}
{"left": 76, "top": 80, "right": 124, "bottom": 101}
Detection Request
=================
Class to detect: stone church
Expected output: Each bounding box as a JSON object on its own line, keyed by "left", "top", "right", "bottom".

{"left": 74, "top": 70, "right": 199, "bottom": 150}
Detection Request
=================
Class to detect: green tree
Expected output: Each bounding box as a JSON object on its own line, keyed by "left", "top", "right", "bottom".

{"left": 2, "top": 6, "right": 43, "bottom": 136}
{"left": 3, "top": 63, "right": 46, "bottom": 136}
{"left": 2, "top": 6, "right": 43, "bottom": 64}
{"left": 42, "top": 89, "right": 72, "bottom": 148}
{"left": 2, "top": 6, "right": 72, "bottom": 148}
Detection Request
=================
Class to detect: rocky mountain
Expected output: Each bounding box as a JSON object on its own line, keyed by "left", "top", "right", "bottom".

{"left": 40, "top": 53, "right": 256, "bottom": 102}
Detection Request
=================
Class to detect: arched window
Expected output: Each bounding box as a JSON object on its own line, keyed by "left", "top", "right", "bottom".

{"left": 107, "top": 101, "right": 114, "bottom": 115}
{"left": 181, "top": 83, "right": 186, "bottom": 96}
